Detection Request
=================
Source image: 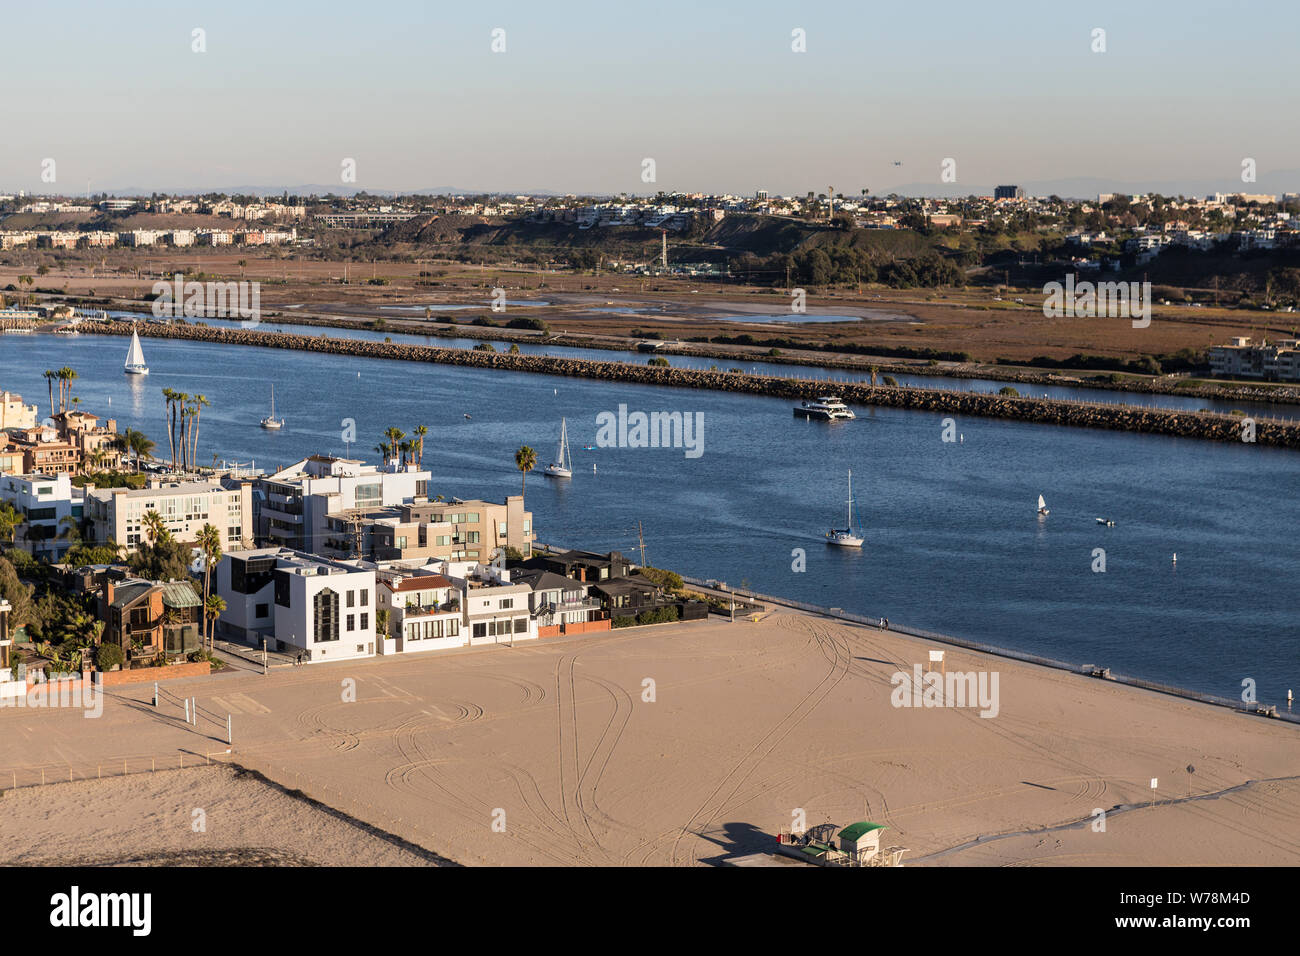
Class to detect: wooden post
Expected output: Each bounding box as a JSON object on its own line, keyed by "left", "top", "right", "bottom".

{"left": 226, "top": 714, "right": 231, "bottom": 745}
{"left": 153, "top": 681, "right": 158, "bottom": 707}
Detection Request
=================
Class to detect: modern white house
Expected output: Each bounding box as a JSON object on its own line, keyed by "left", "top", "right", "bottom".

{"left": 214, "top": 547, "right": 376, "bottom": 662}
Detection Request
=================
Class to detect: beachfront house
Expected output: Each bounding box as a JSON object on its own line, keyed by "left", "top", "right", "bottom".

{"left": 511, "top": 567, "right": 608, "bottom": 637}
{"left": 214, "top": 548, "right": 376, "bottom": 662}
{"left": 374, "top": 565, "right": 464, "bottom": 655}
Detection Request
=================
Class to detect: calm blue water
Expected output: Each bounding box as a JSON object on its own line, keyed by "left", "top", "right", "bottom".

{"left": 2, "top": 331, "right": 1297, "bottom": 705}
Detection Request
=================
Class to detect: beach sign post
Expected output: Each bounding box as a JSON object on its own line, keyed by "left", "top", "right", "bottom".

{"left": 1150, "top": 777, "right": 1158, "bottom": 807}
{"left": 929, "top": 649, "right": 945, "bottom": 678}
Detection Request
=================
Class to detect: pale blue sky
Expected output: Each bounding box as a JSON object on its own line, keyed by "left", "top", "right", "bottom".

{"left": 4, "top": 0, "right": 1298, "bottom": 196}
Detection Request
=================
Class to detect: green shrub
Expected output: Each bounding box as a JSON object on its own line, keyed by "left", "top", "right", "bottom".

{"left": 612, "top": 616, "right": 636, "bottom": 628}
{"left": 96, "top": 642, "right": 125, "bottom": 671}
{"left": 473, "top": 342, "right": 496, "bottom": 352}
{"left": 647, "top": 357, "right": 669, "bottom": 367}
{"left": 998, "top": 386, "right": 1020, "bottom": 396}
{"left": 638, "top": 567, "right": 683, "bottom": 592}
{"left": 882, "top": 375, "right": 898, "bottom": 387}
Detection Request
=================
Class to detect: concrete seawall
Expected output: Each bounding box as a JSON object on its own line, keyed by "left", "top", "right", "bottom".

{"left": 88, "top": 322, "right": 1300, "bottom": 449}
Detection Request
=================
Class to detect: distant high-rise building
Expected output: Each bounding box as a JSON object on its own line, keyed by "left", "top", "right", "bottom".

{"left": 994, "top": 185, "right": 1024, "bottom": 200}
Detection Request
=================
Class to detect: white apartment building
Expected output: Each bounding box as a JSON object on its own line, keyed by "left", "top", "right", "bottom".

{"left": 0, "top": 473, "right": 83, "bottom": 560}
{"left": 214, "top": 548, "right": 376, "bottom": 661}
{"left": 83, "top": 478, "right": 253, "bottom": 553}
{"left": 1208, "top": 337, "right": 1300, "bottom": 382}
{"left": 256, "top": 455, "right": 431, "bottom": 553}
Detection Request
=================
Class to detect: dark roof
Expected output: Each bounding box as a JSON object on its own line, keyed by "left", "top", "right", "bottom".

{"left": 590, "top": 577, "right": 657, "bottom": 597}
{"left": 109, "top": 582, "right": 154, "bottom": 609}
{"left": 513, "top": 569, "right": 585, "bottom": 592}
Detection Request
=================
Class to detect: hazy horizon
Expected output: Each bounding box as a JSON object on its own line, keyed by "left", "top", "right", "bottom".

{"left": 4, "top": 0, "right": 1298, "bottom": 197}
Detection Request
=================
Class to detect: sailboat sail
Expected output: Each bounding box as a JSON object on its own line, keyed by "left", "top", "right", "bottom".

{"left": 124, "top": 327, "right": 148, "bottom": 373}
{"left": 1037, "top": 494, "right": 1047, "bottom": 511}
{"left": 556, "top": 418, "right": 569, "bottom": 470}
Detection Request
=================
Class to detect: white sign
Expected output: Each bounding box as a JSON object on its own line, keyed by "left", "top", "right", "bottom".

{"left": 1150, "top": 778, "right": 1158, "bottom": 789}
{"left": 928, "top": 650, "right": 945, "bottom": 663}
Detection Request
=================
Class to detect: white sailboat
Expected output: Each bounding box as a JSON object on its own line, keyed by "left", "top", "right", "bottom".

{"left": 1037, "top": 494, "right": 1050, "bottom": 516}
{"left": 260, "top": 385, "right": 284, "bottom": 430}
{"left": 123, "top": 325, "right": 149, "bottom": 375}
{"left": 544, "top": 417, "right": 573, "bottom": 478}
{"left": 826, "top": 469, "right": 864, "bottom": 548}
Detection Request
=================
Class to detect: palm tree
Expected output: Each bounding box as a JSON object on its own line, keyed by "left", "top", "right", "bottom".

{"left": 399, "top": 439, "right": 415, "bottom": 467}
{"left": 0, "top": 502, "right": 20, "bottom": 544}
{"left": 203, "top": 594, "right": 227, "bottom": 650}
{"left": 122, "top": 429, "right": 155, "bottom": 472}
{"left": 161, "top": 388, "right": 178, "bottom": 468}
{"left": 170, "top": 391, "right": 190, "bottom": 471}
{"left": 188, "top": 395, "right": 209, "bottom": 469}
{"left": 412, "top": 424, "right": 428, "bottom": 466}
{"left": 383, "top": 427, "right": 405, "bottom": 462}
{"left": 43, "top": 369, "right": 57, "bottom": 418}
{"left": 142, "top": 509, "right": 166, "bottom": 546}
{"left": 57, "top": 367, "right": 78, "bottom": 413}
{"left": 196, "top": 523, "right": 223, "bottom": 651}
{"left": 514, "top": 445, "right": 537, "bottom": 501}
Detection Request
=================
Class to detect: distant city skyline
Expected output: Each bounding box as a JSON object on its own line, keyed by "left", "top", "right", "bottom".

{"left": 5, "top": 0, "right": 1299, "bottom": 197}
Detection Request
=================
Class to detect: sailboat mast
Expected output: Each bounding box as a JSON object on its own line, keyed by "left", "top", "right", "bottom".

{"left": 847, "top": 469, "right": 853, "bottom": 528}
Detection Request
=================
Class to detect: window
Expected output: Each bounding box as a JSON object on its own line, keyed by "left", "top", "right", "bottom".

{"left": 500, "top": 598, "right": 513, "bottom": 610}
{"left": 436, "top": 535, "right": 450, "bottom": 546}
{"left": 255, "top": 603, "right": 269, "bottom": 619}
{"left": 514, "top": 618, "right": 527, "bottom": 634}
{"left": 472, "top": 622, "right": 486, "bottom": 639}
{"left": 360, "top": 590, "right": 368, "bottom": 607}
{"left": 313, "top": 589, "right": 340, "bottom": 642}
{"left": 354, "top": 482, "right": 382, "bottom": 508}
{"left": 467, "top": 531, "right": 480, "bottom": 544}
{"left": 466, "top": 513, "right": 480, "bottom": 523}
{"left": 396, "top": 536, "right": 407, "bottom": 549}
{"left": 347, "top": 590, "right": 355, "bottom": 608}
{"left": 360, "top": 613, "right": 369, "bottom": 630}
{"left": 447, "top": 619, "right": 459, "bottom": 637}
{"left": 357, "top": 644, "right": 365, "bottom": 653}
{"left": 346, "top": 614, "right": 355, "bottom": 632}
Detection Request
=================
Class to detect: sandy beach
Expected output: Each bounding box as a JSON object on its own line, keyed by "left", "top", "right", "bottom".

{"left": 2, "top": 609, "right": 1297, "bottom": 867}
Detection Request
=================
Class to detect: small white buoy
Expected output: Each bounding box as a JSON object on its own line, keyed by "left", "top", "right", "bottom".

{"left": 357, "top": 371, "right": 360, "bottom": 377}
{"left": 554, "top": 388, "right": 557, "bottom": 395}
{"left": 592, "top": 464, "right": 597, "bottom": 472}
{"left": 1172, "top": 553, "right": 1177, "bottom": 564}
{"left": 959, "top": 433, "right": 963, "bottom": 442}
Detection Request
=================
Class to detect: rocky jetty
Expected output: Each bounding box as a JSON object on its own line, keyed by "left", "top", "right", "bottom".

{"left": 91, "top": 323, "right": 1300, "bottom": 449}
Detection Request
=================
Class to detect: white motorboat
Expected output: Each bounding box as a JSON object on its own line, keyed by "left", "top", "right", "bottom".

{"left": 827, "top": 469, "right": 864, "bottom": 548}
{"left": 795, "top": 396, "right": 856, "bottom": 421}
{"left": 544, "top": 417, "right": 573, "bottom": 478}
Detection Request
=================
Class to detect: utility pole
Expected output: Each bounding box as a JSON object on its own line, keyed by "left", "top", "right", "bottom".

{"left": 636, "top": 521, "right": 647, "bottom": 567}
